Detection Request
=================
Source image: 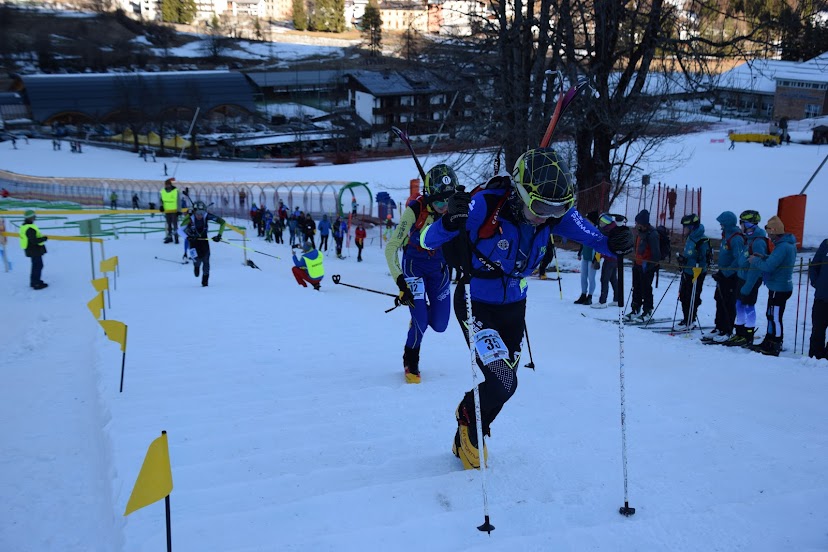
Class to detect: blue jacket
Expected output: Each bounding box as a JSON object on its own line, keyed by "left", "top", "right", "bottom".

{"left": 318, "top": 217, "right": 331, "bottom": 235}
{"left": 716, "top": 211, "right": 743, "bottom": 277}
{"left": 681, "top": 224, "right": 710, "bottom": 275}
{"left": 749, "top": 233, "right": 796, "bottom": 292}
{"left": 809, "top": 239, "right": 828, "bottom": 302}
{"left": 333, "top": 220, "right": 347, "bottom": 239}
{"left": 738, "top": 226, "right": 769, "bottom": 294}
{"left": 421, "top": 188, "right": 613, "bottom": 304}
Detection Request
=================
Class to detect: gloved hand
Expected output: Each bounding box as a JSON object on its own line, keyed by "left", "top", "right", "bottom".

{"left": 608, "top": 226, "right": 634, "bottom": 256}
{"left": 442, "top": 188, "right": 471, "bottom": 232}
{"left": 592, "top": 259, "right": 600, "bottom": 270}
{"left": 41, "top": 236, "right": 48, "bottom": 242}
{"left": 395, "top": 274, "right": 415, "bottom": 307}
{"left": 676, "top": 254, "right": 687, "bottom": 267}
{"left": 212, "top": 234, "right": 222, "bottom": 242}
{"left": 160, "top": 205, "right": 165, "bottom": 213}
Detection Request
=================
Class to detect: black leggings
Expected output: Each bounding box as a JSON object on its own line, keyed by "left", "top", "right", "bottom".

{"left": 453, "top": 285, "right": 524, "bottom": 444}
{"left": 765, "top": 289, "right": 792, "bottom": 339}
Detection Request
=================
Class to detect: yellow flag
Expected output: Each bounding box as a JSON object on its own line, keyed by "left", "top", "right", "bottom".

{"left": 91, "top": 277, "right": 109, "bottom": 292}
{"left": 87, "top": 292, "right": 104, "bottom": 319}
{"left": 692, "top": 266, "right": 703, "bottom": 283}
{"left": 124, "top": 433, "right": 173, "bottom": 516}
{"left": 99, "top": 320, "right": 127, "bottom": 352}
{"left": 100, "top": 256, "right": 119, "bottom": 273}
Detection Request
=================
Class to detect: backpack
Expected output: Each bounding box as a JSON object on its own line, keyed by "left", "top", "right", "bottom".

{"left": 656, "top": 225, "right": 671, "bottom": 261}
{"left": 693, "top": 237, "right": 713, "bottom": 267}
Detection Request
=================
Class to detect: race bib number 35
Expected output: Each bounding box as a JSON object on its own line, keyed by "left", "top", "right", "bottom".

{"left": 474, "top": 329, "right": 509, "bottom": 365}
{"left": 404, "top": 277, "right": 425, "bottom": 300}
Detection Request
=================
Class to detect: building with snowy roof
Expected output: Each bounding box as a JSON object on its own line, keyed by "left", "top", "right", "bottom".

{"left": 11, "top": 71, "right": 257, "bottom": 126}
{"left": 713, "top": 54, "right": 828, "bottom": 120}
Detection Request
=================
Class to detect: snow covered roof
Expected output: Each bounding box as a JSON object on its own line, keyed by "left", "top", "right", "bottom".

{"left": 713, "top": 59, "right": 787, "bottom": 94}
{"left": 224, "top": 131, "right": 338, "bottom": 147}
{"left": 16, "top": 71, "right": 257, "bottom": 123}
{"left": 346, "top": 70, "right": 451, "bottom": 97}
{"left": 244, "top": 70, "right": 344, "bottom": 90}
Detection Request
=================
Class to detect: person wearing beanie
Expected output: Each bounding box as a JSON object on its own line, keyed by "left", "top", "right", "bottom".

{"left": 159, "top": 178, "right": 179, "bottom": 244}
{"left": 723, "top": 210, "right": 768, "bottom": 348}
{"left": 747, "top": 215, "right": 796, "bottom": 356}
{"left": 809, "top": 239, "right": 828, "bottom": 360}
{"left": 708, "top": 211, "right": 745, "bottom": 341}
{"left": 628, "top": 209, "right": 661, "bottom": 321}
{"left": 592, "top": 213, "right": 620, "bottom": 308}
{"left": 292, "top": 239, "right": 324, "bottom": 290}
{"left": 18, "top": 209, "right": 48, "bottom": 289}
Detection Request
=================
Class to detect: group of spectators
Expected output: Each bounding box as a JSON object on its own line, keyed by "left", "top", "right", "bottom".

{"left": 249, "top": 200, "right": 368, "bottom": 261}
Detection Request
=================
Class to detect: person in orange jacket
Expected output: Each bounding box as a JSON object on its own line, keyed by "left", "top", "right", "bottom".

{"left": 355, "top": 224, "right": 367, "bottom": 262}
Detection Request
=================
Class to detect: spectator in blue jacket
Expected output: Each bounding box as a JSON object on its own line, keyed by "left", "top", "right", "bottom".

{"left": 287, "top": 215, "right": 299, "bottom": 246}
{"left": 723, "top": 210, "right": 768, "bottom": 347}
{"left": 333, "top": 217, "right": 347, "bottom": 259}
{"left": 677, "top": 213, "right": 710, "bottom": 327}
{"left": 710, "top": 211, "right": 745, "bottom": 340}
{"left": 809, "top": 238, "right": 828, "bottom": 359}
{"left": 419, "top": 148, "right": 633, "bottom": 470}
{"left": 318, "top": 214, "right": 332, "bottom": 252}
{"left": 748, "top": 216, "right": 796, "bottom": 355}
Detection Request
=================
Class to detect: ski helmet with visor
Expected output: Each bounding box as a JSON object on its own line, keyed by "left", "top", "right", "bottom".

{"left": 512, "top": 148, "right": 575, "bottom": 219}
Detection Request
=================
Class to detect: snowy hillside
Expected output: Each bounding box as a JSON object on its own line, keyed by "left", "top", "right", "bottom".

{"left": 1, "top": 129, "right": 828, "bottom": 551}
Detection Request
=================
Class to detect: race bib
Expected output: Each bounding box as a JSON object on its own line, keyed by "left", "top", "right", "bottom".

{"left": 404, "top": 277, "right": 425, "bottom": 300}
{"left": 188, "top": 248, "right": 198, "bottom": 260}
{"left": 474, "top": 328, "right": 509, "bottom": 365}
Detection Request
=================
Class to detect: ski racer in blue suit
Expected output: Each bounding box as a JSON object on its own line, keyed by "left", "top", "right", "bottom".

{"left": 385, "top": 164, "right": 460, "bottom": 384}
{"left": 420, "top": 148, "right": 634, "bottom": 469}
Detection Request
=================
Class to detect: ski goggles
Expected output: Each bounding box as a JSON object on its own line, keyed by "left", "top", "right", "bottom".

{"left": 515, "top": 184, "right": 574, "bottom": 219}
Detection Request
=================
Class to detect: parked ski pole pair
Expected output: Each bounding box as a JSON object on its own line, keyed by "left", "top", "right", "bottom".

{"left": 330, "top": 275, "right": 402, "bottom": 313}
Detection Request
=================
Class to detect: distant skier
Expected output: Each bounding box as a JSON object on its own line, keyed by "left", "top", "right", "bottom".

{"left": 676, "top": 213, "right": 710, "bottom": 328}
{"left": 180, "top": 201, "right": 225, "bottom": 287}
{"left": 19, "top": 209, "right": 48, "bottom": 290}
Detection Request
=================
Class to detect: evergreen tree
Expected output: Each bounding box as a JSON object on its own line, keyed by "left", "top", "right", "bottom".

{"left": 361, "top": 0, "right": 382, "bottom": 57}
{"left": 161, "top": 0, "right": 196, "bottom": 24}
{"left": 293, "top": 0, "right": 308, "bottom": 31}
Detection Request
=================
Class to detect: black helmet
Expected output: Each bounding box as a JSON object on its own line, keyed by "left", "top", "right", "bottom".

{"left": 192, "top": 200, "right": 207, "bottom": 215}
{"left": 512, "top": 148, "right": 575, "bottom": 218}
{"left": 739, "top": 210, "right": 760, "bottom": 224}
{"left": 424, "top": 164, "right": 459, "bottom": 199}
{"left": 680, "top": 213, "right": 700, "bottom": 227}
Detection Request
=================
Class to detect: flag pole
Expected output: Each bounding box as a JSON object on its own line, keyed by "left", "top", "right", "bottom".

{"left": 119, "top": 326, "right": 128, "bottom": 393}
{"left": 163, "top": 429, "right": 172, "bottom": 552}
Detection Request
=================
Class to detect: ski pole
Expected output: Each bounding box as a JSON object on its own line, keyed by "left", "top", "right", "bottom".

{"left": 172, "top": 108, "right": 200, "bottom": 179}
{"left": 644, "top": 271, "right": 680, "bottom": 329}
{"left": 330, "top": 275, "right": 400, "bottom": 313}
{"left": 218, "top": 239, "right": 280, "bottom": 260}
{"left": 794, "top": 258, "right": 803, "bottom": 354}
{"left": 391, "top": 126, "right": 427, "bottom": 182}
{"left": 552, "top": 241, "right": 563, "bottom": 300}
{"left": 523, "top": 324, "right": 535, "bottom": 370}
{"left": 154, "top": 256, "right": 187, "bottom": 264}
{"left": 802, "top": 260, "right": 810, "bottom": 355}
{"left": 460, "top": 244, "right": 494, "bottom": 534}
{"left": 617, "top": 254, "right": 635, "bottom": 517}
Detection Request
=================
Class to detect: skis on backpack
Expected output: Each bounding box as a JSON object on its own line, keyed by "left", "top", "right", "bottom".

{"left": 540, "top": 77, "right": 596, "bottom": 148}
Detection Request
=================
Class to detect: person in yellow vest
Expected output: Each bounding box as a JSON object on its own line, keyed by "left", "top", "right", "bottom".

{"left": 19, "top": 209, "right": 48, "bottom": 289}
{"left": 159, "top": 178, "right": 179, "bottom": 244}
{"left": 291, "top": 240, "right": 324, "bottom": 290}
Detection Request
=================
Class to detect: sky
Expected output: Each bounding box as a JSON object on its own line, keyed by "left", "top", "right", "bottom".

{"left": 1, "top": 128, "right": 828, "bottom": 552}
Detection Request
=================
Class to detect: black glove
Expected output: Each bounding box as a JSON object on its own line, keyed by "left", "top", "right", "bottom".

{"left": 608, "top": 226, "right": 634, "bottom": 256}
{"left": 442, "top": 188, "right": 471, "bottom": 232}
{"left": 676, "top": 254, "right": 687, "bottom": 267}
{"left": 395, "top": 274, "right": 415, "bottom": 307}
{"left": 41, "top": 236, "right": 48, "bottom": 242}
{"left": 212, "top": 234, "right": 222, "bottom": 242}
{"left": 160, "top": 205, "right": 165, "bottom": 213}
